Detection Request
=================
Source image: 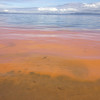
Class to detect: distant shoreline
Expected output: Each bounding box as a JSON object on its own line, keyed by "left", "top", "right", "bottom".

{"left": 0, "top": 12, "right": 100, "bottom": 15}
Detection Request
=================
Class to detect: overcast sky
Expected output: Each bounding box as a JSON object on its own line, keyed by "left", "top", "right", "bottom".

{"left": 0, "top": 0, "right": 100, "bottom": 8}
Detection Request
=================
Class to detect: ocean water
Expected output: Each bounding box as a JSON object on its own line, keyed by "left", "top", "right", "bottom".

{"left": 0, "top": 13, "right": 100, "bottom": 30}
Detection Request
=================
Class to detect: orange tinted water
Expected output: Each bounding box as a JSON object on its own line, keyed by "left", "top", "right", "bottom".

{"left": 0, "top": 28, "right": 100, "bottom": 81}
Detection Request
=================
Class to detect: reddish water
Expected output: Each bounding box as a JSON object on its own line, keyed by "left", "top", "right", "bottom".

{"left": 0, "top": 28, "right": 100, "bottom": 81}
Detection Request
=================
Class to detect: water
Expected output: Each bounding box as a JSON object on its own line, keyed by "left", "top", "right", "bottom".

{"left": 0, "top": 13, "right": 100, "bottom": 30}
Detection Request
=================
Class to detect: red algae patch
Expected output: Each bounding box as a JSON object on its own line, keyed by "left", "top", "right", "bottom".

{"left": 0, "top": 28, "right": 100, "bottom": 81}
{"left": 0, "top": 55, "right": 100, "bottom": 81}
{"left": 0, "top": 28, "right": 100, "bottom": 100}
{"left": 0, "top": 44, "right": 5, "bottom": 48}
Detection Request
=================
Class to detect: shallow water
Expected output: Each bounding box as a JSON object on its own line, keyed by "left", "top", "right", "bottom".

{"left": 0, "top": 13, "right": 100, "bottom": 100}
{"left": 0, "top": 28, "right": 100, "bottom": 81}
{"left": 0, "top": 14, "right": 100, "bottom": 30}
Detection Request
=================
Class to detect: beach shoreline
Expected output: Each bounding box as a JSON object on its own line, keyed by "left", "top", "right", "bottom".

{"left": 0, "top": 27, "right": 100, "bottom": 99}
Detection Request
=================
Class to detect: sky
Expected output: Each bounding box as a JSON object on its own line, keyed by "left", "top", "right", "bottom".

{"left": 0, "top": 0, "right": 100, "bottom": 8}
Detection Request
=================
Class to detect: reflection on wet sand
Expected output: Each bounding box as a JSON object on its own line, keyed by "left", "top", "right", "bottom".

{"left": 0, "top": 28, "right": 100, "bottom": 100}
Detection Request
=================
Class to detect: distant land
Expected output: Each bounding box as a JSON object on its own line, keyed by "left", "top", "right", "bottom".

{"left": 0, "top": 12, "right": 100, "bottom": 15}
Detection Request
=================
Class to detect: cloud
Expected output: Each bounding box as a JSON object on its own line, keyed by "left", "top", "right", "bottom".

{"left": 38, "top": 8, "right": 58, "bottom": 11}
{"left": 83, "top": 3, "right": 100, "bottom": 8}
{"left": 3, "top": 9, "right": 9, "bottom": 12}
{"left": 0, "top": 3, "right": 11, "bottom": 8}
{"left": 38, "top": 7, "right": 78, "bottom": 12}
{"left": 0, "top": 4, "right": 6, "bottom": 8}
{"left": 0, "top": 2, "right": 100, "bottom": 14}
{"left": 84, "top": 3, "right": 97, "bottom": 8}
{"left": 59, "top": 8, "right": 78, "bottom": 12}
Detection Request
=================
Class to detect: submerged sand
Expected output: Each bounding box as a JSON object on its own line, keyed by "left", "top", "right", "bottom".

{"left": 0, "top": 72, "right": 100, "bottom": 100}
{"left": 0, "top": 28, "right": 100, "bottom": 100}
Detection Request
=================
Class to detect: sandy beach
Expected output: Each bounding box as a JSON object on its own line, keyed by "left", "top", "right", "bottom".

{"left": 0, "top": 28, "right": 100, "bottom": 100}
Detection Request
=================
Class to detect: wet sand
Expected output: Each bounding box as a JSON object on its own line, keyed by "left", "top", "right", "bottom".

{"left": 0, "top": 28, "right": 100, "bottom": 100}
